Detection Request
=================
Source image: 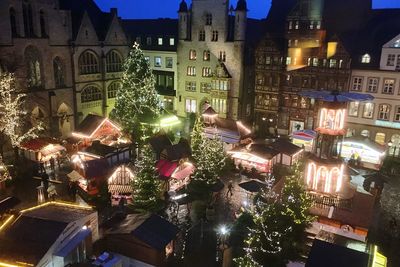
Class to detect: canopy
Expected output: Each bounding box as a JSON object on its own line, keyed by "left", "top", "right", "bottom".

{"left": 239, "top": 179, "right": 267, "bottom": 193}
{"left": 156, "top": 159, "right": 178, "bottom": 179}
{"left": 292, "top": 130, "right": 317, "bottom": 141}
{"left": 67, "top": 170, "right": 85, "bottom": 182}
{"left": 299, "top": 90, "right": 374, "bottom": 103}
{"left": 40, "top": 144, "right": 66, "bottom": 157}
{"left": 171, "top": 162, "right": 195, "bottom": 180}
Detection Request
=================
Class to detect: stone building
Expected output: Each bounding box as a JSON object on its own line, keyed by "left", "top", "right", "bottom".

{"left": 0, "top": 0, "right": 129, "bottom": 138}
{"left": 176, "top": 0, "right": 259, "bottom": 121}
{"left": 254, "top": 0, "right": 371, "bottom": 135}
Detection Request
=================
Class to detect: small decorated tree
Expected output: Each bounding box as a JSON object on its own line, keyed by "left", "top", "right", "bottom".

{"left": 235, "top": 163, "right": 314, "bottom": 267}
{"left": 0, "top": 73, "right": 42, "bottom": 157}
{"left": 131, "top": 145, "right": 163, "bottom": 213}
{"left": 112, "top": 43, "right": 162, "bottom": 145}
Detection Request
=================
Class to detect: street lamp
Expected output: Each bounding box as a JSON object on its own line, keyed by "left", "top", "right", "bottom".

{"left": 217, "top": 224, "right": 230, "bottom": 264}
{"left": 388, "top": 141, "right": 393, "bottom": 156}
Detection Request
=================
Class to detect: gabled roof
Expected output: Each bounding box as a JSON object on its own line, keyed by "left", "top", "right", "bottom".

{"left": 81, "top": 141, "right": 119, "bottom": 158}
{"left": 164, "top": 138, "right": 191, "bottom": 161}
{"left": 59, "top": 0, "right": 114, "bottom": 41}
{"left": 132, "top": 215, "right": 179, "bottom": 251}
{"left": 270, "top": 139, "right": 303, "bottom": 155}
{"left": 149, "top": 132, "right": 173, "bottom": 155}
{"left": 73, "top": 114, "right": 120, "bottom": 138}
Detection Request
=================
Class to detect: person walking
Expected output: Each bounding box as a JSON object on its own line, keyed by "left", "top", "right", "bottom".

{"left": 226, "top": 181, "right": 234, "bottom": 197}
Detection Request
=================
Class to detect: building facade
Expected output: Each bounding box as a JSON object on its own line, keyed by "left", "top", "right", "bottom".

{"left": 254, "top": 0, "right": 371, "bottom": 136}
{"left": 176, "top": 0, "right": 248, "bottom": 120}
{"left": 122, "top": 19, "right": 178, "bottom": 113}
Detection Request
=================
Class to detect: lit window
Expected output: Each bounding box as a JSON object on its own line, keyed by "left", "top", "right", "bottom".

{"left": 81, "top": 85, "right": 102, "bottom": 103}
{"left": 144, "top": 56, "right": 150, "bottom": 62}
{"left": 288, "top": 21, "right": 293, "bottom": 30}
{"left": 169, "top": 38, "right": 175, "bottom": 46}
{"left": 387, "top": 54, "right": 396, "bottom": 66}
{"left": 382, "top": 79, "right": 395, "bottom": 94}
{"left": 295, "top": 21, "right": 299, "bottom": 29}
{"left": 158, "top": 37, "right": 163, "bottom": 45}
{"left": 187, "top": 66, "right": 196, "bottom": 76}
{"left": 395, "top": 106, "right": 400, "bottom": 122}
{"left": 394, "top": 39, "right": 400, "bottom": 48}
{"left": 309, "top": 21, "right": 314, "bottom": 29}
{"left": 361, "top": 130, "right": 370, "bottom": 137}
{"left": 351, "top": 76, "right": 363, "bottom": 91}
{"left": 78, "top": 50, "right": 99, "bottom": 75}
{"left": 375, "top": 133, "right": 386, "bottom": 145}
{"left": 361, "top": 54, "right": 371, "bottom": 64}
{"left": 203, "top": 50, "right": 210, "bottom": 61}
{"left": 219, "top": 51, "right": 226, "bottom": 62}
{"left": 339, "top": 59, "right": 344, "bottom": 68}
{"left": 348, "top": 102, "right": 359, "bottom": 117}
{"left": 185, "top": 99, "right": 197, "bottom": 113}
{"left": 363, "top": 103, "right": 374, "bottom": 118}
{"left": 312, "top": 58, "right": 318, "bottom": 67}
{"left": 294, "top": 39, "right": 298, "bottom": 46}
{"left": 154, "top": 56, "right": 162, "bottom": 67}
{"left": 199, "top": 30, "right": 205, "bottom": 41}
{"left": 288, "top": 39, "right": 292, "bottom": 47}
{"left": 329, "top": 59, "right": 337, "bottom": 68}
{"left": 189, "top": 49, "right": 197, "bottom": 60}
{"left": 107, "top": 82, "right": 121, "bottom": 99}
{"left": 378, "top": 104, "right": 390, "bottom": 120}
{"left": 106, "top": 50, "right": 123, "bottom": 73}
{"left": 286, "top": 57, "right": 292, "bottom": 65}
{"left": 185, "top": 81, "right": 196, "bottom": 92}
{"left": 316, "top": 21, "right": 321, "bottom": 29}
{"left": 366, "top": 77, "right": 379, "bottom": 93}
{"left": 200, "top": 82, "right": 212, "bottom": 93}
{"left": 212, "top": 31, "right": 218, "bottom": 42}
{"left": 202, "top": 67, "right": 211, "bottom": 77}
{"left": 166, "top": 57, "right": 173, "bottom": 68}
{"left": 265, "top": 56, "right": 271, "bottom": 65}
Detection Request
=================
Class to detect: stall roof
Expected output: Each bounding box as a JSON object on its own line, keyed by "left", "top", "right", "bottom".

{"left": 164, "top": 139, "right": 191, "bottom": 161}
{"left": 149, "top": 132, "right": 173, "bottom": 155}
{"left": 81, "top": 141, "right": 119, "bottom": 158}
{"left": 132, "top": 214, "right": 180, "bottom": 251}
{"left": 156, "top": 159, "right": 178, "bottom": 179}
{"left": 73, "top": 114, "right": 120, "bottom": 138}
{"left": 229, "top": 143, "right": 280, "bottom": 161}
{"left": 270, "top": 139, "right": 303, "bottom": 156}
{"left": 20, "top": 137, "right": 60, "bottom": 151}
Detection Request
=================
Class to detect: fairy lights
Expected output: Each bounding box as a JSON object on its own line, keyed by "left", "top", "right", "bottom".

{"left": 318, "top": 108, "right": 346, "bottom": 132}
{"left": 306, "top": 162, "right": 344, "bottom": 194}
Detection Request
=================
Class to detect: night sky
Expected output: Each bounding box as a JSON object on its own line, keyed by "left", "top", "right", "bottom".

{"left": 94, "top": 0, "right": 400, "bottom": 19}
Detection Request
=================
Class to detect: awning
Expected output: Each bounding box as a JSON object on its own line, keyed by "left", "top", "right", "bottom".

{"left": 108, "top": 184, "right": 132, "bottom": 194}
{"left": 40, "top": 144, "right": 66, "bottom": 157}
{"left": 171, "top": 163, "right": 195, "bottom": 180}
{"left": 67, "top": 170, "right": 85, "bottom": 182}
{"left": 55, "top": 229, "right": 91, "bottom": 257}
{"left": 156, "top": 159, "right": 178, "bottom": 179}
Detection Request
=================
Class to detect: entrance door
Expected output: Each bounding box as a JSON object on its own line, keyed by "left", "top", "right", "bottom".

{"left": 290, "top": 120, "right": 304, "bottom": 134}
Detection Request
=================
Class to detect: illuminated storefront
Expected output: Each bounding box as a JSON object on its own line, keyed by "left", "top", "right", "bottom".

{"left": 339, "top": 138, "right": 386, "bottom": 167}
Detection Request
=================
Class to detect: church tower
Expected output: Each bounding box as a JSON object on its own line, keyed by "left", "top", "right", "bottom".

{"left": 178, "top": 0, "right": 189, "bottom": 40}
{"left": 234, "top": 0, "right": 247, "bottom": 41}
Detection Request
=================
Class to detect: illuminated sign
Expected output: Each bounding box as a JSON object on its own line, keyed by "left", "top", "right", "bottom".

{"left": 375, "top": 120, "right": 400, "bottom": 129}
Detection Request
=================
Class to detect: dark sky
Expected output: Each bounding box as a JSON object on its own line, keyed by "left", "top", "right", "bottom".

{"left": 94, "top": 0, "right": 400, "bottom": 19}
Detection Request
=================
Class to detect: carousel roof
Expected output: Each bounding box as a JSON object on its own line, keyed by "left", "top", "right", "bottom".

{"left": 299, "top": 90, "right": 374, "bottom": 103}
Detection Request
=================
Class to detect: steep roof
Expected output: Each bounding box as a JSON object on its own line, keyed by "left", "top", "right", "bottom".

{"left": 59, "top": 0, "right": 114, "bottom": 41}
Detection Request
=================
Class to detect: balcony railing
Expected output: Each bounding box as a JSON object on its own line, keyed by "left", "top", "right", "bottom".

{"left": 308, "top": 193, "right": 353, "bottom": 211}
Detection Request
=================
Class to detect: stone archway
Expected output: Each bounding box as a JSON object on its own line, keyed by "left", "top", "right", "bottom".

{"left": 31, "top": 106, "right": 46, "bottom": 128}
{"left": 57, "top": 103, "right": 72, "bottom": 137}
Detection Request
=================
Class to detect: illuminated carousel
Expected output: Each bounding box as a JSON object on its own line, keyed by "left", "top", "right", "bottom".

{"left": 300, "top": 90, "right": 374, "bottom": 205}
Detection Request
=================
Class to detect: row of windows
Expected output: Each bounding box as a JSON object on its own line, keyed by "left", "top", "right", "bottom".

{"left": 351, "top": 76, "right": 400, "bottom": 94}
{"left": 385, "top": 54, "right": 400, "bottom": 69}
{"left": 145, "top": 56, "right": 173, "bottom": 68}
{"left": 135, "top": 36, "right": 175, "bottom": 46}
{"left": 346, "top": 130, "right": 397, "bottom": 146}
{"left": 348, "top": 102, "right": 400, "bottom": 121}
{"left": 185, "top": 79, "right": 229, "bottom": 92}
{"left": 79, "top": 50, "right": 124, "bottom": 75}
{"left": 189, "top": 50, "right": 224, "bottom": 61}
{"left": 197, "top": 30, "right": 219, "bottom": 42}
{"left": 80, "top": 82, "right": 122, "bottom": 103}
{"left": 10, "top": 1, "right": 47, "bottom": 38}
{"left": 186, "top": 66, "right": 212, "bottom": 77}
{"left": 288, "top": 20, "right": 321, "bottom": 30}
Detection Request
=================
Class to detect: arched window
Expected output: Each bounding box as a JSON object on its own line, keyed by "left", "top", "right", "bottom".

{"left": 53, "top": 57, "right": 65, "bottom": 88}
{"left": 23, "top": 0, "right": 34, "bottom": 37}
{"left": 361, "top": 54, "right": 371, "bottom": 64}
{"left": 79, "top": 50, "right": 99, "bottom": 74}
{"left": 107, "top": 82, "right": 121, "bottom": 99}
{"left": 9, "top": 8, "right": 17, "bottom": 37}
{"left": 361, "top": 130, "right": 370, "bottom": 138}
{"left": 39, "top": 10, "right": 47, "bottom": 37}
{"left": 25, "top": 46, "right": 42, "bottom": 88}
{"left": 81, "top": 85, "right": 102, "bottom": 103}
{"left": 106, "top": 50, "right": 123, "bottom": 73}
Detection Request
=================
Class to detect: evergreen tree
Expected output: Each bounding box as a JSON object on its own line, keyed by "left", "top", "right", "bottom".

{"left": 235, "top": 163, "right": 314, "bottom": 267}
{"left": 112, "top": 43, "right": 162, "bottom": 144}
{"left": 0, "top": 73, "right": 42, "bottom": 156}
{"left": 131, "top": 145, "right": 163, "bottom": 213}
{"left": 190, "top": 117, "right": 204, "bottom": 162}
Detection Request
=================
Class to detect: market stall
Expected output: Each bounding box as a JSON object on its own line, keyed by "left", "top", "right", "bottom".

{"left": 292, "top": 130, "right": 317, "bottom": 152}
{"left": 19, "top": 138, "right": 66, "bottom": 164}
{"left": 107, "top": 165, "right": 134, "bottom": 206}
{"left": 169, "top": 162, "right": 195, "bottom": 192}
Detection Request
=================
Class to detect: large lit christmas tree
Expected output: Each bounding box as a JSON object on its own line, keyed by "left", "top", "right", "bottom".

{"left": 131, "top": 145, "right": 163, "bottom": 213}
{"left": 112, "top": 43, "right": 162, "bottom": 144}
{"left": 235, "top": 163, "right": 314, "bottom": 267}
{"left": 0, "top": 73, "right": 42, "bottom": 156}
{"left": 190, "top": 117, "right": 205, "bottom": 163}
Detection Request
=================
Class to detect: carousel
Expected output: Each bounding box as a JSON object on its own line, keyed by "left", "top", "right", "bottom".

{"left": 300, "top": 90, "right": 377, "bottom": 238}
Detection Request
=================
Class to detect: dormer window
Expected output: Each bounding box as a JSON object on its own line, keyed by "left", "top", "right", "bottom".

{"left": 361, "top": 54, "right": 371, "bottom": 64}
{"left": 206, "top": 14, "right": 212, "bottom": 25}
{"left": 394, "top": 39, "right": 400, "bottom": 48}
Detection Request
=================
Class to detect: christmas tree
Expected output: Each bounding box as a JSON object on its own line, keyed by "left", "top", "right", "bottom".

{"left": 131, "top": 145, "right": 163, "bottom": 213}
{"left": 112, "top": 43, "right": 162, "bottom": 144}
{"left": 0, "top": 156, "right": 11, "bottom": 183}
{"left": 235, "top": 163, "right": 314, "bottom": 267}
{"left": 0, "top": 73, "right": 42, "bottom": 156}
{"left": 190, "top": 117, "right": 204, "bottom": 162}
